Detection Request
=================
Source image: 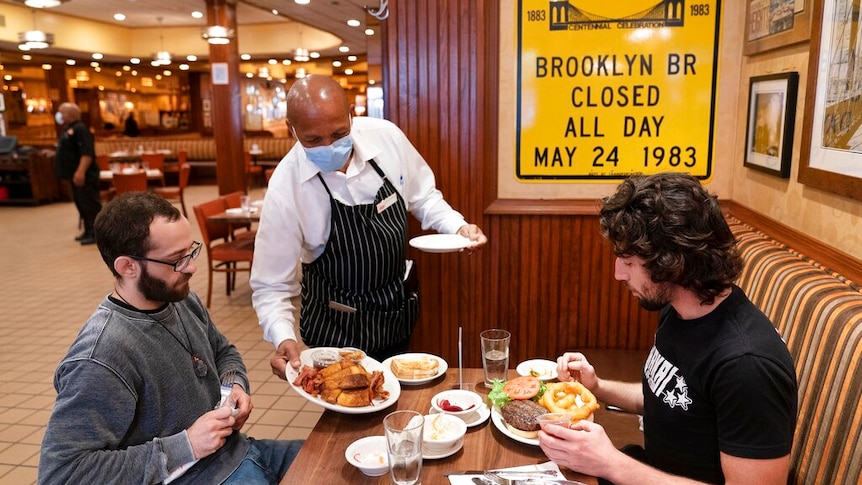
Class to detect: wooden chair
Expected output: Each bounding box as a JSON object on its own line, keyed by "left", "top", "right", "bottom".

{"left": 96, "top": 154, "right": 111, "bottom": 171}
{"left": 111, "top": 172, "right": 148, "bottom": 195}
{"left": 245, "top": 151, "right": 264, "bottom": 188}
{"left": 153, "top": 163, "right": 191, "bottom": 216}
{"left": 193, "top": 198, "right": 255, "bottom": 307}
{"left": 219, "top": 191, "right": 256, "bottom": 243}
{"left": 140, "top": 153, "right": 166, "bottom": 186}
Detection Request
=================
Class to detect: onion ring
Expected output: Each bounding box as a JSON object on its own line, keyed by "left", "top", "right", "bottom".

{"left": 539, "top": 381, "right": 600, "bottom": 421}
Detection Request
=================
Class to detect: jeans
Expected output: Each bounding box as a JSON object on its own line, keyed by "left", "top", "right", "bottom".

{"left": 222, "top": 438, "right": 304, "bottom": 485}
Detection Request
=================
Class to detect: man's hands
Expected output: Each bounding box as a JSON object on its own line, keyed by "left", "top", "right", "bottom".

{"left": 270, "top": 339, "right": 302, "bottom": 380}
{"left": 73, "top": 170, "right": 86, "bottom": 187}
{"left": 187, "top": 406, "right": 237, "bottom": 459}
{"left": 556, "top": 352, "right": 600, "bottom": 389}
{"left": 224, "top": 384, "right": 252, "bottom": 430}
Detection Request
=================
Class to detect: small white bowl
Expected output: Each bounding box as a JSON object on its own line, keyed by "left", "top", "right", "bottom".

{"left": 345, "top": 436, "right": 389, "bottom": 477}
{"left": 431, "top": 389, "right": 484, "bottom": 419}
{"left": 423, "top": 413, "right": 468, "bottom": 453}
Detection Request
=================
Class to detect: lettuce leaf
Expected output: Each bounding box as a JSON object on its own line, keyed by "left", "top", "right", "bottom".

{"left": 486, "top": 379, "right": 510, "bottom": 409}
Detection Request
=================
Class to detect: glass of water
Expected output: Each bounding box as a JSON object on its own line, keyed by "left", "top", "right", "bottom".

{"left": 481, "top": 328, "right": 511, "bottom": 388}
{"left": 383, "top": 410, "right": 423, "bottom": 485}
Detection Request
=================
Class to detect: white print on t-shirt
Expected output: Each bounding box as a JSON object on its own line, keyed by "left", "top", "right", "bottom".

{"left": 644, "top": 346, "right": 692, "bottom": 411}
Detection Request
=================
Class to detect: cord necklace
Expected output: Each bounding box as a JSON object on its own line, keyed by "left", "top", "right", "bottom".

{"left": 114, "top": 287, "right": 208, "bottom": 378}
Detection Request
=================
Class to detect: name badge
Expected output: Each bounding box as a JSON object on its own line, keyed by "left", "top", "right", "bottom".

{"left": 376, "top": 193, "right": 398, "bottom": 213}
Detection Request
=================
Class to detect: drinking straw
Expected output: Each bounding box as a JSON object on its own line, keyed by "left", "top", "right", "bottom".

{"left": 458, "top": 326, "right": 463, "bottom": 390}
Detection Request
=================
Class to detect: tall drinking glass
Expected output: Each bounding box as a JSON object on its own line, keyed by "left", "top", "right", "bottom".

{"left": 383, "top": 410, "right": 423, "bottom": 485}
{"left": 481, "top": 329, "right": 511, "bottom": 388}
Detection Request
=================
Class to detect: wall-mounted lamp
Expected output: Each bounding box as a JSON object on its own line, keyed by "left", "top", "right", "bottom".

{"left": 202, "top": 25, "right": 234, "bottom": 45}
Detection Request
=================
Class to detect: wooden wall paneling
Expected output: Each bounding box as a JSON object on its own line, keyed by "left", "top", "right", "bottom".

{"left": 383, "top": 0, "right": 659, "bottom": 370}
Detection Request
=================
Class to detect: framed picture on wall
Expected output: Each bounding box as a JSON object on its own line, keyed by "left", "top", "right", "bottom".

{"left": 799, "top": 0, "right": 862, "bottom": 202}
{"left": 744, "top": 72, "right": 798, "bottom": 178}
{"left": 744, "top": 0, "right": 811, "bottom": 56}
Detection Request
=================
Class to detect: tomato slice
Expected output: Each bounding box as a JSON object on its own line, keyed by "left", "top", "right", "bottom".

{"left": 503, "top": 376, "right": 541, "bottom": 400}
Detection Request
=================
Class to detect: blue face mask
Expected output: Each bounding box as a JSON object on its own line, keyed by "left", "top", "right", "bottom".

{"left": 303, "top": 134, "right": 354, "bottom": 172}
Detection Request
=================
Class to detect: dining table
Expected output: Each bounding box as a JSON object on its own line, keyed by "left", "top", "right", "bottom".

{"left": 206, "top": 208, "right": 261, "bottom": 224}
{"left": 278, "top": 367, "right": 597, "bottom": 485}
{"left": 98, "top": 168, "right": 165, "bottom": 182}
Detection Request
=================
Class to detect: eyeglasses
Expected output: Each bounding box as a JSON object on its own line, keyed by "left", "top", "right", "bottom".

{"left": 128, "top": 241, "right": 202, "bottom": 272}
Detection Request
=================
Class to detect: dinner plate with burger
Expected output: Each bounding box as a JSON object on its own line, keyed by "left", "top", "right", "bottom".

{"left": 287, "top": 347, "right": 401, "bottom": 414}
{"left": 488, "top": 376, "right": 601, "bottom": 445}
{"left": 381, "top": 352, "right": 448, "bottom": 385}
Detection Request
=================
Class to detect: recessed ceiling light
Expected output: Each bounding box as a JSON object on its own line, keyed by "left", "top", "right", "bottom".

{"left": 191, "top": 11, "right": 204, "bottom": 19}
{"left": 187, "top": 55, "right": 197, "bottom": 62}
{"left": 42, "top": 64, "right": 52, "bottom": 70}
{"left": 310, "top": 52, "right": 320, "bottom": 59}
{"left": 122, "top": 65, "right": 130, "bottom": 71}
{"left": 272, "top": 9, "right": 279, "bottom": 15}
{"left": 241, "top": 53, "right": 251, "bottom": 60}
{"left": 65, "top": 59, "right": 76, "bottom": 65}
{"left": 347, "top": 55, "right": 357, "bottom": 61}
{"left": 115, "top": 71, "right": 122, "bottom": 76}
{"left": 92, "top": 53, "right": 103, "bottom": 60}
{"left": 268, "top": 58, "right": 277, "bottom": 65}
{"left": 246, "top": 72, "right": 254, "bottom": 78}
{"left": 179, "top": 64, "right": 190, "bottom": 70}
{"left": 365, "top": 28, "right": 375, "bottom": 36}
{"left": 344, "top": 68, "right": 354, "bottom": 75}
{"left": 130, "top": 57, "right": 141, "bottom": 64}
{"left": 113, "top": 13, "right": 126, "bottom": 21}
{"left": 347, "top": 19, "right": 360, "bottom": 27}
{"left": 22, "top": 55, "right": 32, "bottom": 61}
{"left": 295, "top": 0, "right": 310, "bottom": 4}
{"left": 332, "top": 60, "right": 342, "bottom": 67}
{"left": 90, "top": 61, "right": 99, "bottom": 67}
{"left": 338, "top": 46, "right": 349, "bottom": 53}
{"left": 282, "top": 59, "right": 291, "bottom": 65}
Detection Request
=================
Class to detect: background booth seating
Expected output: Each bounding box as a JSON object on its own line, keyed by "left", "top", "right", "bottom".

{"left": 94, "top": 137, "right": 293, "bottom": 184}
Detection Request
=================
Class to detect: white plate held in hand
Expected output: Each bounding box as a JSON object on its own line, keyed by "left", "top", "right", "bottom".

{"left": 409, "top": 234, "right": 471, "bottom": 253}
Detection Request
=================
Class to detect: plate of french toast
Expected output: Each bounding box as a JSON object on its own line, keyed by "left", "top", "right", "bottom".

{"left": 381, "top": 353, "right": 448, "bottom": 385}
{"left": 288, "top": 347, "right": 401, "bottom": 414}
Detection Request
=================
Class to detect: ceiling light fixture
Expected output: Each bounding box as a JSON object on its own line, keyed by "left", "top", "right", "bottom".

{"left": 18, "top": 10, "right": 53, "bottom": 51}
{"left": 202, "top": 25, "right": 233, "bottom": 44}
{"left": 24, "top": 0, "right": 67, "bottom": 7}
{"left": 294, "top": 31, "right": 310, "bottom": 62}
{"left": 153, "top": 17, "right": 172, "bottom": 66}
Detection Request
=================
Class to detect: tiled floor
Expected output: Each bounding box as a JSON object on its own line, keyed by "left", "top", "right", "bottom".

{"left": 0, "top": 185, "right": 321, "bottom": 485}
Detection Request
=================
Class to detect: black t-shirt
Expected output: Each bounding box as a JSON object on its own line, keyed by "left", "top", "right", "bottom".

{"left": 641, "top": 285, "right": 797, "bottom": 484}
{"left": 55, "top": 120, "right": 97, "bottom": 181}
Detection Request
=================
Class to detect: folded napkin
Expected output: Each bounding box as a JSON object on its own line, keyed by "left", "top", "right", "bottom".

{"left": 448, "top": 461, "right": 566, "bottom": 484}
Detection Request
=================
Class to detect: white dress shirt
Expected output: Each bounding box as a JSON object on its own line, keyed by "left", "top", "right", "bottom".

{"left": 250, "top": 116, "right": 467, "bottom": 349}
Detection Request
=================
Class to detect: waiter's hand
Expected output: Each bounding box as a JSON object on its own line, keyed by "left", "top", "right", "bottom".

{"left": 457, "top": 224, "right": 488, "bottom": 254}
{"left": 271, "top": 339, "right": 302, "bottom": 380}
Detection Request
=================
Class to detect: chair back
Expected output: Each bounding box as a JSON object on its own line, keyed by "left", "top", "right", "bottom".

{"left": 112, "top": 172, "right": 148, "bottom": 194}
{"left": 141, "top": 153, "right": 165, "bottom": 170}
{"left": 178, "top": 162, "right": 191, "bottom": 189}
{"left": 193, "top": 198, "right": 232, "bottom": 247}
{"left": 177, "top": 150, "right": 188, "bottom": 166}
{"left": 96, "top": 154, "right": 111, "bottom": 171}
{"left": 220, "top": 190, "right": 246, "bottom": 209}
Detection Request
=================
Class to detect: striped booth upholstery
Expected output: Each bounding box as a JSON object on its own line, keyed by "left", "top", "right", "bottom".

{"left": 729, "top": 217, "right": 862, "bottom": 485}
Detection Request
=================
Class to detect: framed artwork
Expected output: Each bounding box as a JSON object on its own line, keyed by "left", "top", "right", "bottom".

{"left": 744, "top": 72, "right": 798, "bottom": 178}
{"left": 744, "top": 0, "right": 812, "bottom": 56}
{"left": 799, "top": 0, "right": 862, "bottom": 201}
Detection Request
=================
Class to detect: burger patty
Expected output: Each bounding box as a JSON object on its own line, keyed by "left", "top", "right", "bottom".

{"left": 500, "top": 399, "right": 547, "bottom": 431}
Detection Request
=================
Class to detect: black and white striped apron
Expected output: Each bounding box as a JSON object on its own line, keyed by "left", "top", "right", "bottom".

{"left": 300, "top": 159, "right": 419, "bottom": 356}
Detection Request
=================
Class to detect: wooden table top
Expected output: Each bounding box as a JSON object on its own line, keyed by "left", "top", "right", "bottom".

{"left": 279, "top": 368, "right": 596, "bottom": 485}
{"left": 206, "top": 209, "right": 261, "bottom": 224}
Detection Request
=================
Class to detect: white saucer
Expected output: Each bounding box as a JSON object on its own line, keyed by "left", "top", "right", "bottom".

{"left": 429, "top": 402, "right": 491, "bottom": 427}
{"left": 423, "top": 437, "right": 463, "bottom": 459}
{"left": 409, "top": 234, "right": 471, "bottom": 253}
{"left": 516, "top": 359, "right": 558, "bottom": 381}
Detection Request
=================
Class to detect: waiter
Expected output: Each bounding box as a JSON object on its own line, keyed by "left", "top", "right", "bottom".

{"left": 250, "top": 75, "right": 487, "bottom": 379}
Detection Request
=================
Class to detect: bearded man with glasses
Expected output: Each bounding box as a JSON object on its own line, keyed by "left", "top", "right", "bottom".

{"left": 39, "top": 192, "right": 302, "bottom": 485}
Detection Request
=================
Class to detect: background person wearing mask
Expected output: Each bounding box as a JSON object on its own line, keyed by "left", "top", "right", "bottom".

{"left": 251, "top": 75, "right": 487, "bottom": 378}
{"left": 54, "top": 102, "right": 101, "bottom": 245}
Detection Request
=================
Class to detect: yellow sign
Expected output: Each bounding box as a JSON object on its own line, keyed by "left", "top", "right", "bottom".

{"left": 516, "top": 0, "right": 722, "bottom": 181}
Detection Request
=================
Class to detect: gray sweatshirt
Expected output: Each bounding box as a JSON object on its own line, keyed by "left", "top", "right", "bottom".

{"left": 39, "top": 292, "right": 251, "bottom": 485}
